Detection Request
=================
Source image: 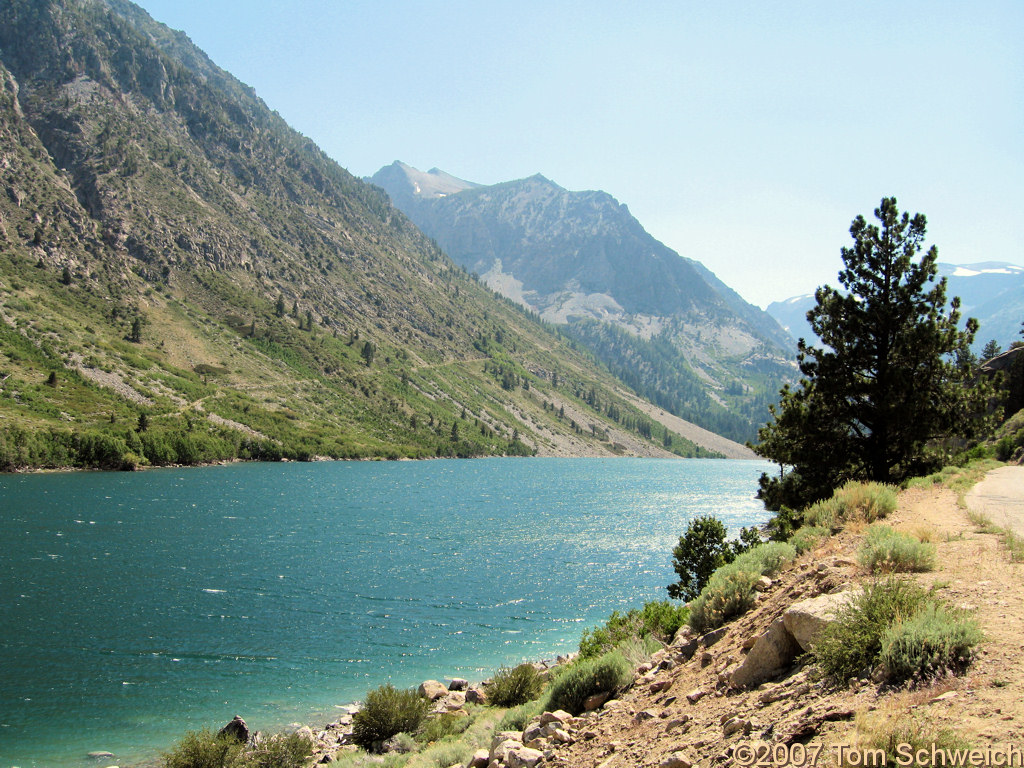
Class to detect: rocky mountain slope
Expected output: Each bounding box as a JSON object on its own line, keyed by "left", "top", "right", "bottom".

{"left": 768, "top": 262, "right": 1024, "bottom": 353}
{"left": 0, "top": 0, "right": 740, "bottom": 468}
{"left": 369, "top": 162, "right": 795, "bottom": 444}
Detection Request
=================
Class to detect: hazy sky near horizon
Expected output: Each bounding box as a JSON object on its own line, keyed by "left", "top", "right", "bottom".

{"left": 132, "top": 0, "right": 1022, "bottom": 308}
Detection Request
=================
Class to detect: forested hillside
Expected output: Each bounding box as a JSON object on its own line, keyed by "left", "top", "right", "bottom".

{"left": 0, "top": 0, "right": 736, "bottom": 469}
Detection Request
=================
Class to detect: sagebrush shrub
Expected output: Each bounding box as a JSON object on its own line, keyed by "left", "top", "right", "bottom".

{"left": 803, "top": 482, "right": 897, "bottom": 532}
{"left": 416, "top": 713, "right": 470, "bottom": 744}
{"left": 351, "top": 684, "right": 429, "bottom": 751}
{"left": 812, "top": 578, "right": 931, "bottom": 682}
{"left": 880, "top": 604, "right": 981, "bottom": 681}
{"left": 858, "top": 525, "right": 936, "bottom": 574}
{"left": 543, "top": 650, "right": 631, "bottom": 715}
{"left": 789, "top": 525, "right": 829, "bottom": 554}
{"left": 486, "top": 663, "right": 544, "bottom": 707}
{"left": 687, "top": 542, "right": 795, "bottom": 633}
{"left": 497, "top": 699, "right": 544, "bottom": 732}
{"left": 162, "top": 729, "right": 241, "bottom": 768}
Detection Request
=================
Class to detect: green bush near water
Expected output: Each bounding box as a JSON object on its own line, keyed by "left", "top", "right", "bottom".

{"left": 688, "top": 542, "right": 796, "bottom": 633}
{"left": 485, "top": 663, "right": 544, "bottom": 707}
{"left": 542, "top": 650, "right": 632, "bottom": 715}
{"left": 161, "top": 729, "right": 310, "bottom": 768}
{"left": 351, "top": 684, "right": 430, "bottom": 752}
{"left": 578, "top": 600, "right": 688, "bottom": 659}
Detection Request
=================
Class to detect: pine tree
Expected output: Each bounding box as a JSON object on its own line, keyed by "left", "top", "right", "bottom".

{"left": 981, "top": 339, "right": 1002, "bottom": 361}
{"left": 360, "top": 340, "right": 375, "bottom": 367}
{"left": 755, "top": 198, "right": 992, "bottom": 509}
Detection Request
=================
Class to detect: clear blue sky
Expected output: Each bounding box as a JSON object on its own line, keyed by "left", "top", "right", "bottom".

{"left": 133, "top": 0, "right": 1023, "bottom": 308}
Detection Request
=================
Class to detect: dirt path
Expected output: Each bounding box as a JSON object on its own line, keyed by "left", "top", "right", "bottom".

{"left": 965, "top": 465, "right": 1024, "bottom": 535}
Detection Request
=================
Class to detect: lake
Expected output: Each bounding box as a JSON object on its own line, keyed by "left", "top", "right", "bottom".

{"left": 0, "top": 457, "right": 772, "bottom": 768}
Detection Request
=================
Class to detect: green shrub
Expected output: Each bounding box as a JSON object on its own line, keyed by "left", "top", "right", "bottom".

{"left": 496, "top": 699, "right": 544, "bottom": 733}
{"left": 162, "top": 728, "right": 241, "bottom": 768}
{"left": 804, "top": 481, "right": 898, "bottom": 532}
{"left": 543, "top": 650, "right": 632, "bottom": 715}
{"left": 614, "top": 634, "right": 662, "bottom": 669}
{"left": 486, "top": 663, "right": 544, "bottom": 707}
{"left": 880, "top": 604, "right": 982, "bottom": 681}
{"left": 351, "top": 684, "right": 430, "bottom": 751}
{"left": 812, "top": 578, "right": 931, "bottom": 682}
{"left": 736, "top": 541, "right": 796, "bottom": 576}
{"left": 579, "top": 600, "right": 688, "bottom": 658}
{"left": 688, "top": 542, "right": 796, "bottom": 633}
{"left": 416, "top": 713, "right": 470, "bottom": 744}
{"left": 858, "top": 525, "right": 936, "bottom": 574}
{"left": 234, "top": 733, "right": 312, "bottom": 768}
{"left": 789, "top": 525, "right": 829, "bottom": 554}
{"left": 667, "top": 517, "right": 761, "bottom": 601}
{"left": 425, "top": 742, "right": 473, "bottom": 768}
{"left": 687, "top": 561, "right": 760, "bottom": 633}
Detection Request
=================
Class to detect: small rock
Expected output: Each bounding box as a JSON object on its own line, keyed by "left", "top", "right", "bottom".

{"left": 723, "top": 717, "right": 751, "bottom": 737}
{"left": 468, "top": 749, "right": 490, "bottom": 768}
{"left": 88, "top": 753, "right": 115, "bottom": 759}
{"left": 491, "top": 738, "right": 524, "bottom": 763}
{"left": 448, "top": 678, "right": 469, "bottom": 691}
{"left": 686, "top": 689, "right": 706, "bottom": 704}
{"left": 931, "top": 691, "right": 958, "bottom": 703}
{"left": 755, "top": 575, "right": 773, "bottom": 592}
{"left": 699, "top": 652, "right": 713, "bottom": 667}
{"left": 523, "top": 721, "right": 545, "bottom": 743}
{"left": 506, "top": 746, "right": 545, "bottom": 768}
{"left": 665, "top": 717, "right": 690, "bottom": 733}
{"left": 650, "top": 679, "right": 673, "bottom": 693}
{"left": 660, "top": 751, "right": 695, "bottom": 768}
{"left": 550, "top": 728, "right": 573, "bottom": 744}
{"left": 466, "top": 686, "right": 487, "bottom": 705}
{"left": 443, "top": 691, "right": 467, "bottom": 710}
{"left": 539, "top": 710, "right": 573, "bottom": 725}
{"left": 634, "top": 709, "right": 658, "bottom": 723}
{"left": 583, "top": 691, "right": 612, "bottom": 711}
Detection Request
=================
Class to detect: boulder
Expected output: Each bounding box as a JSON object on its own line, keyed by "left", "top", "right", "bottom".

{"left": 466, "top": 685, "right": 487, "bottom": 705}
{"left": 730, "top": 618, "right": 801, "bottom": 689}
{"left": 506, "top": 746, "right": 545, "bottom": 768}
{"left": 443, "top": 691, "right": 467, "bottom": 710}
{"left": 490, "top": 738, "right": 524, "bottom": 764}
{"left": 418, "top": 680, "right": 449, "bottom": 701}
{"left": 218, "top": 716, "right": 250, "bottom": 743}
{"left": 538, "top": 710, "right": 573, "bottom": 726}
{"left": 448, "top": 678, "right": 469, "bottom": 691}
{"left": 783, "top": 590, "right": 859, "bottom": 651}
{"left": 468, "top": 749, "right": 490, "bottom": 768}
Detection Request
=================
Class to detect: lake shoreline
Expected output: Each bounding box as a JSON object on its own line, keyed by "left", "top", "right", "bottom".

{"left": 1, "top": 458, "right": 771, "bottom": 768}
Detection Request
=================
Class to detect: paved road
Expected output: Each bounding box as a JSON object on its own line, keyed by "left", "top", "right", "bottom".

{"left": 966, "top": 465, "right": 1024, "bottom": 536}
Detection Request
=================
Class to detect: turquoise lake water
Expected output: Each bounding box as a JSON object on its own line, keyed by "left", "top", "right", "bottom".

{"left": 0, "top": 457, "right": 771, "bottom": 768}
